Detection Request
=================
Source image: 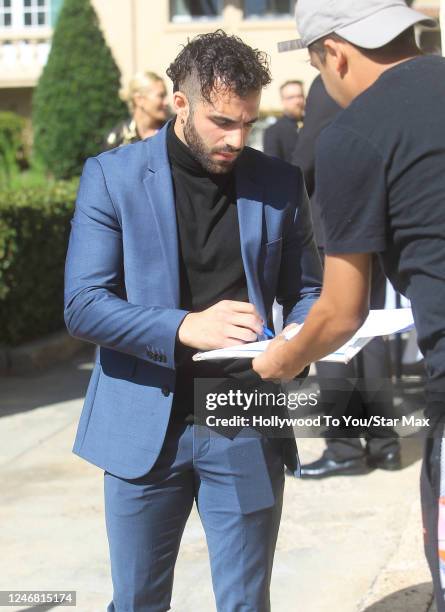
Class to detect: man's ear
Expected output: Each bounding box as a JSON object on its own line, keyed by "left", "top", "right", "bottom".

{"left": 172, "top": 91, "right": 190, "bottom": 123}
{"left": 324, "top": 39, "right": 348, "bottom": 78}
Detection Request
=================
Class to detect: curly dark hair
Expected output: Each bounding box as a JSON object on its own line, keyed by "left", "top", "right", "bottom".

{"left": 166, "top": 29, "right": 271, "bottom": 102}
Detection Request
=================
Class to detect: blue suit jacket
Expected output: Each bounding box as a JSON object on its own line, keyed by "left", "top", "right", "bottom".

{"left": 64, "top": 123, "right": 322, "bottom": 479}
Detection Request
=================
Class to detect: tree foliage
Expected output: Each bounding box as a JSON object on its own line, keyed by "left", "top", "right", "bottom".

{"left": 32, "top": 0, "right": 127, "bottom": 179}
{"left": 0, "top": 112, "right": 26, "bottom": 185}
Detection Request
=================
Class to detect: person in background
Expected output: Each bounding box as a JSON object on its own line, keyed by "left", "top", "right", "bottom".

{"left": 292, "top": 75, "right": 339, "bottom": 245}
{"left": 293, "top": 76, "right": 400, "bottom": 478}
{"left": 263, "top": 79, "right": 305, "bottom": 163}
{"left": 104, "top": 71, "right": 169, "bottom": 150}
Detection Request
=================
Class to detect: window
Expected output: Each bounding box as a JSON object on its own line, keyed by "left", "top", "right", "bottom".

{"left": 23, "top": 0, "right": 50, "bottom": 27}
{"left": 170, "top": 0, "right": 223, "bottom": 23}
{"left": 244, "top": 0, "right": 294, "bottom": 19}
{"left": 0, "top": 0, "right": 13, "bottom": 27}
{"left": 0, "top": 0, "right": 51, "bottom": 29}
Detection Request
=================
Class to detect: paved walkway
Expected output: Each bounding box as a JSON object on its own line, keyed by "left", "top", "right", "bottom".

{"left": 0, "top": 351, "right": 435, "bottom": 611}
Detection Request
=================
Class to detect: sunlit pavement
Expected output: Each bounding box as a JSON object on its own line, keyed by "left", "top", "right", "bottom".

{"left": 0, "top": 351, "right": 433, "bottom": 612}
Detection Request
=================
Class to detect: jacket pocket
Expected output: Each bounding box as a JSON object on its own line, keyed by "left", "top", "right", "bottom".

{"left": 99, "top": 346, "right": 137, "bottom": 380}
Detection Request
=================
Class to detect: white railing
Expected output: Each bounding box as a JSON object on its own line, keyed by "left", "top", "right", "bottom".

{"left": 0, "top": 29, "right": 52, "bottom": 87}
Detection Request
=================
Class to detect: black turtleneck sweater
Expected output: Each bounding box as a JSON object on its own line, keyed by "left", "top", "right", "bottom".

{"left": 167, "top": 121, "right": 255, "bottom": 421}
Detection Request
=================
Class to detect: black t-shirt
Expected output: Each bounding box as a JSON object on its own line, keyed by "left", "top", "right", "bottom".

{"left": 167, "top": 122, "right": 256, "bottom": 420}
{"left": 315, "top": 55, "right": 445, "bottom": 396}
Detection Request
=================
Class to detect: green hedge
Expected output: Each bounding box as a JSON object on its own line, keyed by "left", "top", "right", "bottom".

{"left": 0, "top": 180, "right": 78, "bottom": 346}
{"left": 0, "top": 112, "right": 26, "bottom": 185}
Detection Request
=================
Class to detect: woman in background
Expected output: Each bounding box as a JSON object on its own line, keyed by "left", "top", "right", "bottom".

{"left": 104, "top": 71, "right": 170, "bottom": 150}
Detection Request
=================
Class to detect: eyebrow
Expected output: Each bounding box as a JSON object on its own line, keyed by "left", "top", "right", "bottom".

{"left": 209, "top": 114, "right": 259, "bottom": 125}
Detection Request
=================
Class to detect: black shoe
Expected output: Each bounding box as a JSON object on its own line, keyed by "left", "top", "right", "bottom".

{"left": 299, "top": 454, "right": 371, "bottom": 479}
{"left": 367, "top": 449, "right": 402, "bottom": 471}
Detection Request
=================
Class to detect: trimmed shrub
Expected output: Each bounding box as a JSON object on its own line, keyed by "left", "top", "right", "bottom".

{"left": 32, "top": 0, "right": 127, "bottom": 179}
{"left": 0, "top": 112, "right": 26, "bottom": 185}
{"left": 0, "top": 180, "right": 78, "bottom": 346}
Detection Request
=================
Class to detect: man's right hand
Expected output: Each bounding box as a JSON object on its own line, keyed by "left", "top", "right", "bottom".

{"left": 178, "top": 300, "right": 263, "bottom": 351}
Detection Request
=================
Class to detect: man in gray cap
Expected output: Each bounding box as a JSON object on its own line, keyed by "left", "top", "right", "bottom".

{"left": 253, "top": 1, "right": 445, "bottom": 609}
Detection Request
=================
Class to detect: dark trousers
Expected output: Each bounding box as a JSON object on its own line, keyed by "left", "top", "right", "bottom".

{"left": 422, "top": 406, "right": 445, "bottom": 612}
{"left": 316, "top": 253, "right": 399, "bottom": 460}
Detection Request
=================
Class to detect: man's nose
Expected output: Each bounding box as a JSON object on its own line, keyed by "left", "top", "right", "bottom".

{"left": 225, "top": 128, "right": 245, "bottom": 151}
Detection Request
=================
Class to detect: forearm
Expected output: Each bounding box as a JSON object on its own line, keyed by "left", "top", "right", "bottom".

{"left": 64, "top": 288, "right": 188, "bottom": 368}
{"left": 280, "top": 297, "right": 365, "bottom": 372}
{"left": 254, "top": 252, "right": 371, "bottom": 381}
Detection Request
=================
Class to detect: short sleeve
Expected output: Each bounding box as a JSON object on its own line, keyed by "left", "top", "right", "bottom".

{"left": 315, "top": 125, "right": 387, "bottom": 254}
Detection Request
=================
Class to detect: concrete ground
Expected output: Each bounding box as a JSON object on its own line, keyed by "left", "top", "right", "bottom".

{"left": 0, "top": 350, "right": 436, "bottom": 612}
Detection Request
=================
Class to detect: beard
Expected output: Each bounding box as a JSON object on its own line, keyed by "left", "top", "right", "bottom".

{"left": 183, "top": 112, "right": 240, "bottom": 174}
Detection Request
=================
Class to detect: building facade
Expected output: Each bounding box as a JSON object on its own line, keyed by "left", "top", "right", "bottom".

{"left": 0, "top": 0, "right": 62, "bottom": 115}
{"left": 0, "top": 0, "right": 441, "bottom": 118}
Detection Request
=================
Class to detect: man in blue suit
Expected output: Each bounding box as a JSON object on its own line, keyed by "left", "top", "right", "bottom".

{"left": 65, "top": 30, "right": 322, "bottom": 612}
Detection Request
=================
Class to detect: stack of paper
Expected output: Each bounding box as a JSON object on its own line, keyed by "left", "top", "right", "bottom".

{"left": 192, "top": 308, "right": 414, "bottom": 364}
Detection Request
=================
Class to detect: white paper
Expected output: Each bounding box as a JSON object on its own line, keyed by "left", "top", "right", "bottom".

{"left": 192, "top": 308, "right": 414, "bottom": 364}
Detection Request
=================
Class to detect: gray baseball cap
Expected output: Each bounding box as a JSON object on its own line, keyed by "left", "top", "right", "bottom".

{"left": 278, "top": 0, "right": 436, "bottom": 53}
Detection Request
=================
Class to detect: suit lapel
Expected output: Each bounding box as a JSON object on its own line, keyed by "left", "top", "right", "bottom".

{"left": 236, "top": 156, "right": 266, "bottom": 321}
{"left": 142, "top": 125, "right": 180, "bottom": 306}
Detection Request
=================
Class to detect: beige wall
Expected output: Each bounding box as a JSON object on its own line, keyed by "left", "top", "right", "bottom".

{"left": 91, "top": 0, "right": 318, "bottom": 113}
{"left": 0, "top": 0, "right": 441, "bottom": 117}
{"left": 91, "top": 0, "right": 441, "bottom": 112}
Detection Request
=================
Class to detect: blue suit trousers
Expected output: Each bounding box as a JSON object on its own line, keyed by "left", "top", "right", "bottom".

{"left": 104, "top": 423, "right": 285, "bottom": 612}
